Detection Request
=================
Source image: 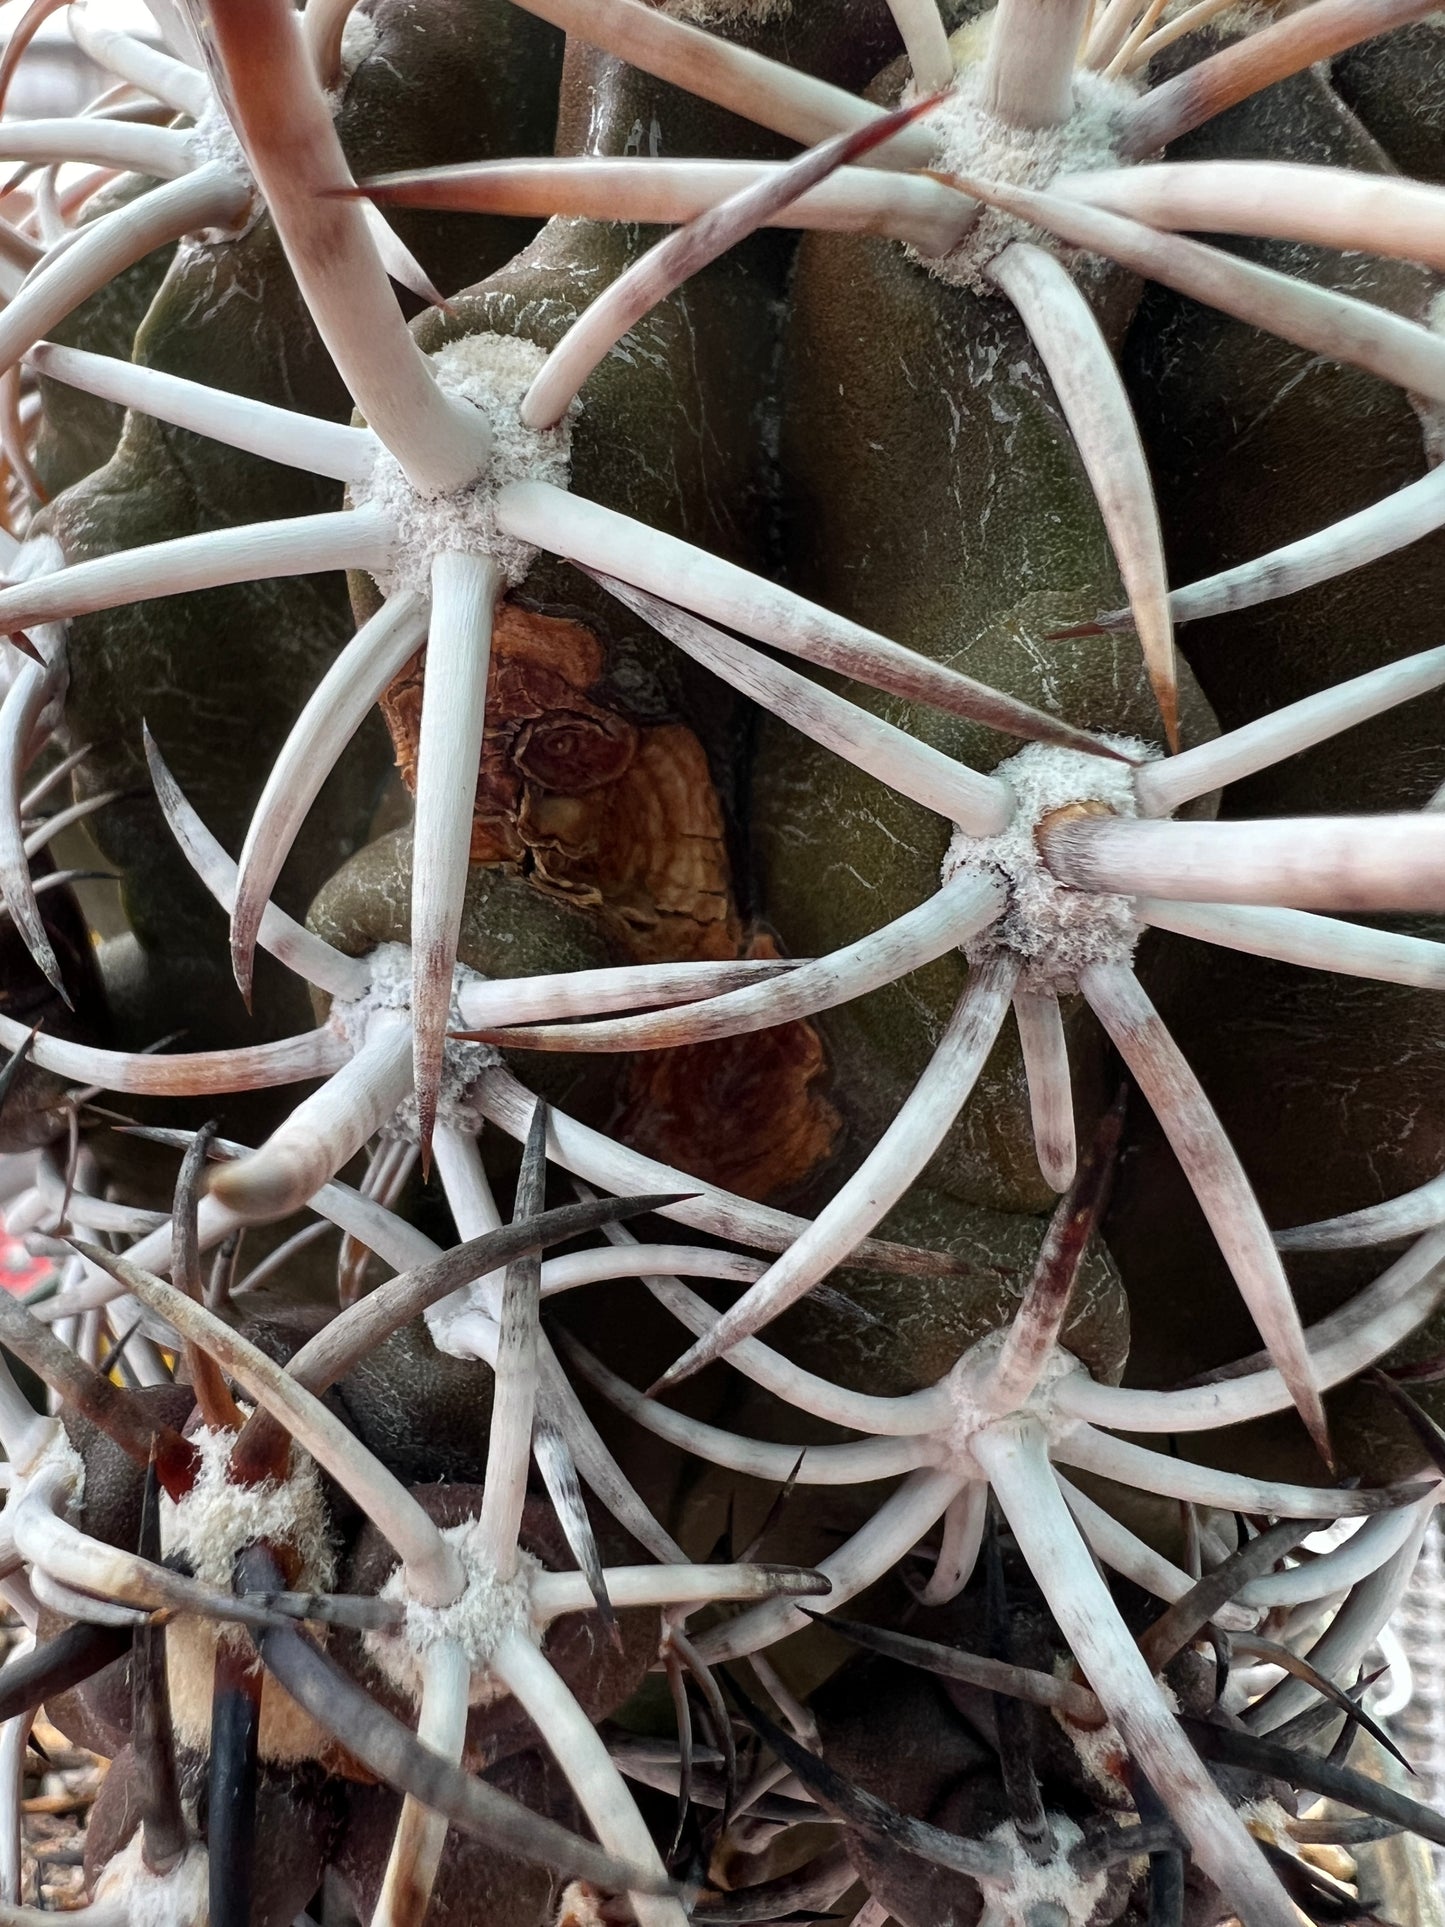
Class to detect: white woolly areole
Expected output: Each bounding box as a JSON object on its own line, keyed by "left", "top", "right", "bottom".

{"left": 91, "top": 1836, "right": 209, "bottom": 1927}
{"left": 1053, "top": 1675, "right": 1180, "bottom": 1804}
{"left": 184, "top": 101, "right": 261, "bottom": 240}
{"left": 161, "top": 1423, "right": 339, "bottom": 1762}
{"left": 329, "top": 942, "right": 500, "bottom": 1138}
{"left": 907, "top": 62, "right": 1136, "bottom": 291}
{"left": 944, "top": 739, "right": 1151, "bottom": 994}
{"left": 37, "top": 1429, "right": 84, "bottom": 1502}
{"left": 939, "top": 1338, "right": 1081, "bottom": 1463}
{"left": 663, "top": 0, "right": 792, "bottom": 18}
{"left": 364, "top": 1518, "right": 544, "bottom": 1704}
{"left": 1239, "top": 1795, "right": 1298, "bottom": 1849}
{"left": 976, "top": 1814, "right": 1109, "bottom": 1925}
{"left": 160, "top": 1420, "right": 337, "bottom": 1597}
{"left": 339, "top": 4, "right": 381, "bottom": 75}
{"left": 357, "top": 333, "right": 574, "bottom": 595}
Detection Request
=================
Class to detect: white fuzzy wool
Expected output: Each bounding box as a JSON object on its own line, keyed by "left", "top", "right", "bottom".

{"left": 909, "top": 63, "right": 1136, "bottom": 291}
{"left": 91, "top": 1836, "right": 209, "bottom": 1927}
{"left": 944, "top": 739, "right": 1150, "bottom": 993}
{"left": 358, "top": 333, "right": 574, "bottom": 595}
{"left": 663, "top": 0, "right": 792, "bottom": 18}
{"left": 161, "top": 1421, "right": 336, "bottom": 1596}
{"left": 339, "top": 4, "right": 381, "bottom": 74}
{"left": 977, "top": 1814, "right": 1109, "bottom": 1925}
{"left": 329, "top": 943, "right": 500, "bottom": 1137}
{"left": 185, "top": 100, "right": 260, "bottom": 240}
{"left": 365, "top": 1518, "right": 544, "bottom": 1704}
{"left": 1055, "top": 1675, "right": 1181, "bottom": 1803}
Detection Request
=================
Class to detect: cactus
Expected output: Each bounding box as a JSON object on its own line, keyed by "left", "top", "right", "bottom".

{"left": 0, "top": 1, "right": 1443, "bottom": 1923}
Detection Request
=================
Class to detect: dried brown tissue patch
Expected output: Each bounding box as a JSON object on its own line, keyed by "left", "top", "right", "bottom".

{"left": 383, "top": 601, "right": 840, "bottom": 1198}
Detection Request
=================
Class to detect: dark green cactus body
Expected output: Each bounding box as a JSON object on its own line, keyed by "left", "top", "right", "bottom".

{"left": 755, "top": 222, "right": 1212, "bottom": 1215}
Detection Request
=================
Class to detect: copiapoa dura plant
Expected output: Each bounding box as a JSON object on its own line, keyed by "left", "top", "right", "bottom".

{"left": 0, "top": 0, "right": 1444, "bottom": 1922}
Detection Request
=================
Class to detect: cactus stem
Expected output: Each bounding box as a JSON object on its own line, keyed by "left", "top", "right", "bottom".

{"left": 1051, "top": 812, "right": 1445, "bottom": 910}
{"left": 1138, "top": 901, "right": 1445, "bottom": 995}
{"left": 1012, "top": 991, "right": 1076, "bottom": 1192}
{"left": 0, "top": 1008, "right": 348, "bottom": 1096}
{"left": 354, "top": 154, "right": 976, "bottom": 255}
{"left": 1056, "top": 158, "right": 1445, "bottom": 276}
{"left": 68, "top": 1, "right": 210, "bottom": 118}
{"left": 917, "top": 1481, "right": 990, "bottom": 1604}
{"left": 650, "top": 955, "right": 1019, "bottom": 1392}
{"left": 475, "top": 1060, "right": 976, "bottom": 1277}
{"left": 197, "top": 0, "right": 493, "bottom": 496}
{"left": 1081, "top": 959, "right": 1331, "bottom": 1462}
{"left": 1057, "top": 1424, "right": 1427, "bottom": 1522}
{"left": 560, "top": 1336, "right": 929, "bottom": 1486}
{"left": 597, "top": 574, "right": 1035, "bottom": 822}
{"left": 374, "top": 1635, "right": 470, "bottom": 1927}
{"left": 0, "top": 118, "right": 189, "bottom": 179}
{"left": 451, "top": 956, "right": 805, "bottom": 1032}
{"left": 303, "top": 0, "right": 362, "bottom": 91}
{"left": 520, "top": 100, "right": 939, "bottom": 432}
{"left": 887, "top": 0, "right": 955, "bottom": 94}
{"left": 514, "top": 487, "right": 1115, "bottom": 766}
{"left": 0, "top": 165, "right": 252, "bottom": 385}
{"left": 26, "top": 341, "right": 377, "bottom": 484}
{"left": 989, "top": 238, "right": 1177, "bottom": 749}
{"left": 698, "top": 1466, "right": 966, "bottom": 1662}
{"left": 490, "top": 1631, "right": 689, "bottom": 1927}
{"left": 507, "top": 0, "right": 933, "bottom": 168}
{"left": 0, "top": 503, "right": 394, "bottom": 632}
{"left": 227, "top": 589, "right": 430, "bottom": 1000}
{"left": 475, "top": 1106, "right": 547, "bottom": 1576}
{"left": 983, "top": 0, "right": 1092, "bottom": 131}
{"left": 981, "top": 1422, "right": 1305, "bottom": 1927}
{"left": 146, "top": 725, "right": 374, "bottom": 1003}
{"left": 1065, "top": 1224, "right": 1445, "bottom": 1435}
{"left": 1120, "top": 0, "right": 1445, "bottom": 157}
{"left": 411, "top": 551, "right": 502, "bottom": 1157}
{"left": 960, "top": 174, "right": 1445, "bottom": 409}
{"left": 474, "top": 871, "right": 1005, "bottom": 1056}
{"left": 1278, "top": 1173, "right": 1445, "bottom": 1253}
{"left": 1139, "top": 644, "right": 1445, "bottom": 815}
{"left": 0, "top": 654, "right": 67, "bottom": 997}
